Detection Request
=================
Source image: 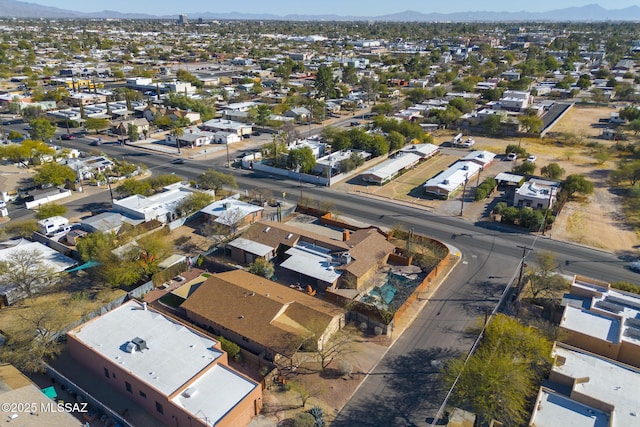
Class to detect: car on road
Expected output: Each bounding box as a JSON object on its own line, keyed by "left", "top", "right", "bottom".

{"left": 506, "top": 152, "right": 517, "bottom": 161}
{"left": 171, "top": 158, "right": 185, "bottom": 164}
{"left": 61, "top": 133, "right": 75, "bottom": 140}
{"left": 23, "top": 125, "right": 32, "bottom": 130}
{"left": 350, "top": 121, "right": 360, "bottom": 126}
{"left": 526, "top": 155, "right": 537, "bottom": 163}
{"left": 629, "top": 261, "right": 640, "bottom": 273}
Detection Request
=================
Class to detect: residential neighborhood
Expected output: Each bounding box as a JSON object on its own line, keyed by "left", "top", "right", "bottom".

{"left": 1, "top": 2, "right": 640, "bottom": 427}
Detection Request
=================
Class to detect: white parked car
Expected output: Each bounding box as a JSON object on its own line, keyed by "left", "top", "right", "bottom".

{"left": 506, "top": 152, "right": 517, "bottom": 161}
{"left": 526, "top": 155, "right": 537, "bottom": 163}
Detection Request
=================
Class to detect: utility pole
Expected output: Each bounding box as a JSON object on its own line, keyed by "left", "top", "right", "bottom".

{"left": 459, "top": 173, "right": 469, "bottom": 216}
{"left": 516, "top": 245, "right": 534, "bottom": 290}
{"left": 225, "top": 141, "right": 230, "bottom": 167}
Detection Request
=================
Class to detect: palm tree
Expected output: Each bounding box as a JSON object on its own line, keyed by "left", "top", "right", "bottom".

{"left": 171, "top": 124, "right": 184, "bottom": 154}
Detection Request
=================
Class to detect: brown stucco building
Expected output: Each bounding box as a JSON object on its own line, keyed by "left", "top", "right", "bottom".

{"left": 67, "top": 300, "right": 262, "bottom": 427}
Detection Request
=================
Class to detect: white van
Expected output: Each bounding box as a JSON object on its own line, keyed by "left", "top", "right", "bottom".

{"left": 451, "top": 133, "right": 463, "bottom": 145}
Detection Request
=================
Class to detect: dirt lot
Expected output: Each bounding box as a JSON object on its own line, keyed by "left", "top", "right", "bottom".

{"left": 336, "top": 105, "right": 639, "bottom": 254}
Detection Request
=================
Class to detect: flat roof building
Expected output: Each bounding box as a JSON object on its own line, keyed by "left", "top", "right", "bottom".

{"left": 514, "top": 178, "right": 560, "bottom": 210}
{"left": 67, "top": 300, "right": 262, "bottom": 427}
{"left": 423, "top": 161, "right": 481, "bottom": 199}
{"left": 559, "top": 275, "right": 640, "bottom": 368}
{"left": 529, "top": 342, "right": 640, "bottom": 427}
{"left": 360, "top": 152, "right": 421, "bottom": 185}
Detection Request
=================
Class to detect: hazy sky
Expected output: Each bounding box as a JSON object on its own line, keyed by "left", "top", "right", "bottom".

{"left": 27, "top": 0, "right": 640, "bottom": 16}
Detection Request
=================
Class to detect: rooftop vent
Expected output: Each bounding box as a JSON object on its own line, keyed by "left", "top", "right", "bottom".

{"left": 264, "top": 227, "right": 271, "bottom": 233}
{"left": 130, "top": 337, "right": 148, "bottom": 352}
{"left": 286, "top": 233, "right": 293, "bottom": 239}
{"left": 182, "top": 387, "right": 198, "bottom": 398}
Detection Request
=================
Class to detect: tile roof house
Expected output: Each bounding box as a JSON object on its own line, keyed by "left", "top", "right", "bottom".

{"left": 181, "top": 270, "right": 345, "bottom": 362}
{"left": 227, "top": 221, "right": 394, "bottom": 291}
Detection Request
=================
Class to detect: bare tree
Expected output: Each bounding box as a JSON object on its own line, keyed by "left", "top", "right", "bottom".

{"left": 0, "top": 298, "right": 75, "bottom": 372}
{"left": 526, "top": 252, "right": 570, "bottom": 300}
{"left": 305, "top": 325, "right": 357, "bottom": 373}
{"left": 0, "top": 249, "right": 55, "bottom": 299}
{"left": 289, "top": 380, "right": 324, "bottom": 408}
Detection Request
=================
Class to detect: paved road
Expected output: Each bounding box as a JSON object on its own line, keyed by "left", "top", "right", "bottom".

{"left": 7, "top": 121, "right": 638, "bottom": 425}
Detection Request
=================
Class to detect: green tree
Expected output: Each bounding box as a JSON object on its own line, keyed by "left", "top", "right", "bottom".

{"left": 440, "top": 314, "right": 552, "bottom": 426}
{"left": 127, "top": 123, "right": 139, "bottom": 142}
{"left": 314, "top": 66, "right": 336, "bottom": 99}
{"left": 611, "top": 160, "right": 640, "bottom": 185}
{"left": 77, "top": 232, "right": 115, "bottom": 262}
{"left": 196, "top": 169, "right": 237, "bottom": 191}
{"left": 518, "top": 113, "right": 544, "bottom": 133}
{"left": 371, "top": 102, "right": 394, "bottom": 116}
{"left": 387, "top": 131, "right": 405, "bottom": 152}
{"left": 628, "top": 119, "right": 640, "bottom": 136}
{"left": 84, "top": 117, "right": 110, "bottom": 133}
{"left": 341, "top": 64, "right": 358, "bottom": 85}
{"left": 28, "top": 118, "right": 55, "bottom": 141}
{"left": 115, "top": 178, "right": 152, "bottom": 197}
{"left": 35, "top": 203, "right": 67, "bottom": 220}
{"left": 255, "top": 104, "right": 271, "bottom": 126}
{"left": 562, "top": 174, "right": 595, "bottom": 198}
{"left": 7, "top": 130, "right": 23, "bottom": 140}
{"left": 540, "top": 163, "right": 565, "bottom": 180}
{"left": 176, "top": 191, "right": 214, "bottom": 216}
{"left": 248, "top": 258, "right": 275, "bottom": 279}
{"left": 287, "top": 146, "right": 316, "bottom": 173}
{"left": 33, "top": 163, "right": 76, "bottom": 187}
{"left": 482, "top": 114, "right": 503, "bottom": 135}
{"left": 513, "top": 161, "right": 536, "bottom": 175}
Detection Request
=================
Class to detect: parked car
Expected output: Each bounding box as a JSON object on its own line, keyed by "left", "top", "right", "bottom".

{"left": 526, "top": 155, "right": 537, "bottom": 163}
{"left": 629, "top": 261, "right": 640, "bottom": 273}
{"left": 506, "top": 152, "right": 518, "bottom": 161}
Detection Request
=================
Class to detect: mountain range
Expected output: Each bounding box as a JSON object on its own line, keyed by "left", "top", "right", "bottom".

{"left": 1, "top": 0, "right": 640, "bottom": 21}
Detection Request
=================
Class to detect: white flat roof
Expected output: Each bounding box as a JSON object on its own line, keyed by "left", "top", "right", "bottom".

{"left": 200, "top": 198, "right": 263, "bottom": 226}
{"left": 171, "top": 364, "right": 256, "bottom": 426}
{"left": 462, "top": 150, "right": 496, "bottom": 166}
{"left": 228, "top": 237, "right": 273, "bottom": 257}
{"left": 361, "top": 153, "right": 421, "bottom": 181}
{"left": 0, "top": 240, "right": 76, "bottom": 274}
{"left": 424, "top": 161, "right": 481, "bottom": 193}
{"left": 550, "top": 345, "right": 640, "bottom": 427}
{"left": 531, "top": 389, "right": 609, "bottom": 427}
{"left": 281, "top": 242, "right": 342, "bottom": 284}
{"left": 561, "top": 305, "right": 620, "bottom": 343}
{"left": 114, "top": 188, "right": 192, "bottom": 214}
{"left": 400, "top": 143, "right": 439, "bottom": 157}
{"left": 590, "top": 289, "right": 640, "bottom": 344}
{"left": 69, "top": 300, "right": 223, "bottom": 395}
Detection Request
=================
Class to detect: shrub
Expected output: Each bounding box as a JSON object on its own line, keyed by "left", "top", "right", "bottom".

{"left": 293, "top": 412, "right": 316, "bottom": 427}
{"left": 493, "top": 201, "right": 508, "bottom": 215}
{"left": 218, "top": 336, "right": 241, "bottom": 362}
{"left": 337, "top": 360, "right": 353, "bottom": 376}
